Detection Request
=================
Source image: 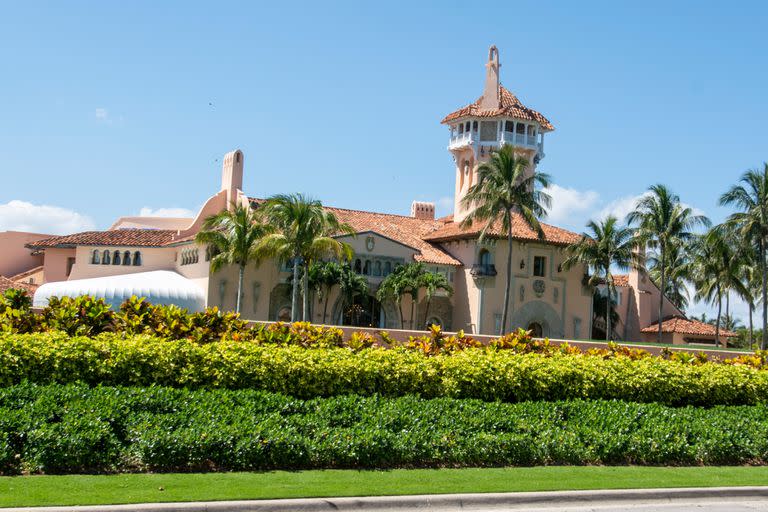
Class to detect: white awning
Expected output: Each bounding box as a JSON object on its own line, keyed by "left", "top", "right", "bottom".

{"left": 33, "top": 270, "right": 207, "bottom": 312}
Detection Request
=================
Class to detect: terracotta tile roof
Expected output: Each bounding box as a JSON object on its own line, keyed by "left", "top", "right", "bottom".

{"left": 26, "top": 229, "right": 178, "bottom": 249}
{"left": 0, "top": 276, "right": 37, "bottom": 295}
{"left": 612, "top": 274, "right": 630, "bottom": 287}
{"left": 641, "top": 316, "right": 738, "bottom": 338}
{"left": 249, "top": 198, "right": 461, "bottom": 266}
{"left": 422, "top": 214, "right": 582, "bottom": 247}
{"left": 9, "top": 265, "right": 43, "bottom": 282}
{"left": 441, "top": 86, "right": 554, "bottom": 130}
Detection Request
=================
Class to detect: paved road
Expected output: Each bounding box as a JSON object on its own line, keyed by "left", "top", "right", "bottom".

{"left": 505, "top": 500, "right": 768, "bottom": 511}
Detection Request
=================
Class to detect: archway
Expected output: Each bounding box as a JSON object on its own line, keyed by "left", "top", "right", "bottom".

{"left": 509, "top": 300, "right": 564, "bottom": 338}
{"left": 527, "top": 322, "right": 543, "bottom": 338}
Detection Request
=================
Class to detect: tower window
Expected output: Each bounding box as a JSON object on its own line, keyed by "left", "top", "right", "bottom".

{"left": 458, "top": 124, "right": 464, "bottom": 134}
{"left": 533, "top": 256, "right": 546, "bottom": 277}
{"left": 516, "top": 123, "right": 526, "bottom": 134}
{"left": 505, "top": 120, "right": 514, "bottom": 132}
{"left": 472, "top": 120, "right": 478, "bottom": 131}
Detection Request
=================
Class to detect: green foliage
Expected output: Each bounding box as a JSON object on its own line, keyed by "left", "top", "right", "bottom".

{"left": 3, "top": 383, "right": 768, "bottom": 474}
{"left": 0, "top": 288, "right": 37, "bottom": 334}
{"left": 5, "top": 333, "right": 768, "bottom": 406}
{"left": 40, "top": 296, "right": 115, "bottom": 336}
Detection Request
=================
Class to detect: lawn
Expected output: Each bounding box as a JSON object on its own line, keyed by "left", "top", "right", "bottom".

{"left": 2, "top": 466, "right": 768, "bottom": 507}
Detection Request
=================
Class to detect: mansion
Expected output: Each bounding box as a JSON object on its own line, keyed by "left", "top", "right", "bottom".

{"left": 2, "top": 47, "right": 732, "bottom": 345}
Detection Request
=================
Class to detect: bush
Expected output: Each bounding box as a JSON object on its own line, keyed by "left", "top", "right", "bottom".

{"left": 3, "top": 332, "right": 768, "bottom": 406}
{"left": 2, "top": 383, "right": 768, "bottom": 474}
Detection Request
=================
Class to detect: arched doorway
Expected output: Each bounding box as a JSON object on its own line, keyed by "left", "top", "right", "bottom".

{"left": 341, "top": 294, "right": 386, "bottom": 328}
{"left": 527, "top": 322, "right": 543, "bottom": 338}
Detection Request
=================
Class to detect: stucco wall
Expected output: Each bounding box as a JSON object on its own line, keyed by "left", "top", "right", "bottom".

{"left": 68, "top": 246, "right": 177, "bottom": 280}
{"left": 41, "top": 247, "right": 76, "bottom": 284}
{"left": 0, "top": 231, "right": 48, "bottom": 278}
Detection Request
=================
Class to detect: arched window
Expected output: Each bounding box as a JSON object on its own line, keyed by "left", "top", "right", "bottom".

{"left": 374, "top": 261, "right": 382, "bottom": 277}
{"left": 458, "top": 123, "right": 464, "bottom": 134}
{"left": 383, "top": 261, "right": 392, "bottom": 276}
{"left": 91, "top": 250, "right": 100, "bottom": 264}
{"left": 472, "top": 120, "right": 478, "bottom": 131}
{"left": 102, "top": 250, "right": 111, "bottom": 265}
{"left": 363, "top": 260, "right": 371, "bottom": 275}
{"left": 354, "top": 259, "right": 362, "bottom": 274}
{"left": 505, "top": 120, "right": 514, "bottom": 132}
{"left": 123, "top": 251, "right": 131, "bottom": 265}
{"left": 112, "top": 250, "right": 121, "bottom": 265}
{"left": 133, "top": 251, "right": 142, "bottom": 266}
{"left": 478, "top": 249, "right": 491, "bottom": 267}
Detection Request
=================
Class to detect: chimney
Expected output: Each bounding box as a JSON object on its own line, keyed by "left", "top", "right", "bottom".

{"left": 411, "top": 201, "right": 435, "bottom": 220}
{"left": 220, "top": 149, "right": 244, "bottom": 208}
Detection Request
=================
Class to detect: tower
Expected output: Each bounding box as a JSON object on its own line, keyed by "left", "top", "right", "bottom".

{"left": 441, "top": 46, "right": 555, "bottom": 223}
{"left": 220, "top": 149, "right": 244, "bottom": 209}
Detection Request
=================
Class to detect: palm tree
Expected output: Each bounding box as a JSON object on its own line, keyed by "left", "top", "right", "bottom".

{"left": 309, "top": 261, "right": 344, "bottom": 324}
{"left": 720, "top": 164, "right": 768, "bottom": 350}
{"left": 337, "top": 263, "right": 369, "bottom": 325}
{"left": 461, "top": 144, "right": 551, "bottom": 335}
{"left": 562, "top": 215, "right": 635, "bottom": 341}
{"left": 420, "top": 272, "right": 453, "bottom": 328}
{"left": 627, "top": 184, "right": 710, "bottom": 343}
{"left": 689, "top": 229, "right": 747, "bottom": 347}
{"left": 377, "top": 264, "right": 409, "bottom": 329}
{"left": 258, "top": 194, "right": 353, "bottom": 322}
{"left": 195, "top": 203, "right": 271, "bottom": 314}
{"left": 647, "top": 241, "right": 692, "bottom": 311}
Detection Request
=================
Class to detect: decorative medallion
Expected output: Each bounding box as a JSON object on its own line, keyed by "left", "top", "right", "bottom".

{"left": 365, "top": 235, "right": 375, "bottom": 252}
{"left": 533, "top": 279, "right": 546, "bottom": 298}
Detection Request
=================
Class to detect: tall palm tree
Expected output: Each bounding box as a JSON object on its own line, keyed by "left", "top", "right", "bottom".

{"left": 195, "top": 203, "right": 271, "bottom": 314}
{"left": 420, "top": 272, "right": 453, "bottom": 328}
{"left": 689, "top": 229, "right": 747, "bottom": 347}
{"left": 461, "top": 144, "right": 551, "bottom": 335}
{"left": 647, "top": 241, "right": 692, "bottom": 311}
{"left": 562, "top": 215, "right": 635, "bottom": 341}
{"left": 258, "top": 194, "right": 353, "bottom": 322}
{"left": 720, "top": 164, "right": 768, "bottom": 350}
{"left": 627, "top": 184, "right": 710, "bottom": 343}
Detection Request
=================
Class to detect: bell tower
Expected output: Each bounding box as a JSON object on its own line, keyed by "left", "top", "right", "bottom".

{"left": 441, "top": 46, "right": 554, "bottom": 223}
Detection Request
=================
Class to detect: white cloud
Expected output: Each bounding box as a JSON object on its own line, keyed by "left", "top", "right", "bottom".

{"left": 597, "top": 194, "right": 645, "bottom": 223}
{"left": 542, "top": 184, "right": 600, "bottom": 230}
{"left": 95, "top": 108, "right": 109, "bottom": 121}
{"left": 138, "top": 207, "right": 195, "bottom": 218}
{"left": 0, "top": 200, "right": 95, "bottom": 235}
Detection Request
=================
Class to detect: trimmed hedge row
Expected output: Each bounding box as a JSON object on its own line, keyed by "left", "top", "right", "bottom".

{"left": 2, "top": 333, "right": 768, "bottom": 406}
{"left": 3, "top": 383, "right": 768, "bottom": 474}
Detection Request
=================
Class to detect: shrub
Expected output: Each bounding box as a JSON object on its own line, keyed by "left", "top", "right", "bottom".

{"left": 3, "top": 333, "right": 768, "bottom": 406}
{"left": 0, "top": 288, "right": 37, "bottom": 334}
{"left": 40, "top": 296, "right": 115, "bottom": 336}
{"left": 3, "top": 383, "right": 768, "bottom": 474}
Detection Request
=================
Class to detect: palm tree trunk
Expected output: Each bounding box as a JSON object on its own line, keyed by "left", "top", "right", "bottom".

{"left": 322, "top": 286, "right": 330, "bottom": 324}
{"left": 749, "top": 304, "right": 754, "bottom": 350}
{"left": 235, "top": 264, "right": 245, "bottom": 314}
{"left": 501, "top": 227, "right": 513, "bottom": 336}
{"left": 302, "top": 264, "right": 310, "bottom": 322}
{"left": 410, "top": 295, "right": 416, "bottom": 330}
{"left": 658, "top": 245, "right": 665, "bottom": 344}
{"left": 423, "top": 296, "right": 432, "bottom": 328}
{"left": 762, "top": 241, "right": 767, "bottom": 351}
{"left": 606, "top": 286, "right": 612, "bottom": 342}
{"left": 726, "top": 291, "right": 730, "bottom": 326}
{"left": 398, "top": 300, "right": 404, "bottom": 329}
{"left": 290, "top": 256, "right": 301, "bottom": 322}
{"left": 715, "top": 289, "right": 722, "bottom": 348}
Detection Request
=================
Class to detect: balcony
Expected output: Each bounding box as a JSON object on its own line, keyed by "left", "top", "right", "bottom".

{"left": 470, "top": 263, "right": 497, "bottom": 277}
{"left": 448, "top": 130, "right": 542, "bottom": 153}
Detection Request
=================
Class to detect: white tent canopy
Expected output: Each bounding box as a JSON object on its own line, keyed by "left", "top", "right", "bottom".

{"left": 33, "top": 270, "right": 207, "bottom": 312}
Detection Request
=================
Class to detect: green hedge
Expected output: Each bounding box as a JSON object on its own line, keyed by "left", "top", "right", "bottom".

{"left": 2, "top": 383, "right": 768, "bottom": 474}
{"left": 2, "top": 333, "right": 768, "bottom": 406}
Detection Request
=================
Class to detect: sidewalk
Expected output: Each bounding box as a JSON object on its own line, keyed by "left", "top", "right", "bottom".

{"left": 5, "top": 486, "right": 768, "bottom": 512}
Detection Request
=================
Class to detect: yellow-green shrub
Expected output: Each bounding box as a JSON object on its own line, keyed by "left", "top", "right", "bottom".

{"left": 2, "top": 332, "right": 768, "bottom": 406}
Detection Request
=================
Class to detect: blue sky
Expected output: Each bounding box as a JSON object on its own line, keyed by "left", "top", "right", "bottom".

{"left": 1, "top": 1, "right": 766, "bottom": 318}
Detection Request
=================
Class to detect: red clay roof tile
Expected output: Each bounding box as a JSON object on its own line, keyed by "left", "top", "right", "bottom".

{"left": 641, "top": 316, "right": 737, "bottom": 338}
{"left": 442, "top": 86, "right": 554, "bottom": 130}
{"left": 26, "top": 229, "right": 178, "bottom": 249}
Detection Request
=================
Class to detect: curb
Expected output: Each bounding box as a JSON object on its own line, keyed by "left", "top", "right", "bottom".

{"left": 6, "top": 486, "right": 768, "bottom": 512}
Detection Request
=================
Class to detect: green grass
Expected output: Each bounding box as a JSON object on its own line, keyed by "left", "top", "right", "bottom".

{"left": 2, "top": 467, "right": 768, "bottom": 507}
